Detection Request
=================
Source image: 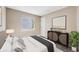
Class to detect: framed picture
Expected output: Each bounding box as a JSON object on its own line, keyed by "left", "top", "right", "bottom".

{"left": 0, "top": 7, "right": 2, "bottom": 26}
{"left": 52, "top": 15, "right": 67, "bottom": 30}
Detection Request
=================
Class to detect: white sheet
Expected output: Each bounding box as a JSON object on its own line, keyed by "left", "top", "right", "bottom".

{"left": 23, "top": 37, "right": 48, "bottom": 52}
{"left": 0, "top": 35, "right": 12, "bottom": 52}
{"left": 0, "top": 35, "right": 63, "bottom": 52}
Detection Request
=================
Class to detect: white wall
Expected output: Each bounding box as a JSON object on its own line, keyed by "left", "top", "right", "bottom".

{"left": 41, "top": 16, "right": 47, "bottom": 37}
{"left": 0, "top": 7, "right": 6, "bottom": 32}
{"left": 41, "top": 16, "right": 52, "bottom": 38}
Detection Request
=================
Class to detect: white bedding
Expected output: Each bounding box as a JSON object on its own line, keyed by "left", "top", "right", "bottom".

{"left": 0, "top": 35, "right": 63, "bottom": 52}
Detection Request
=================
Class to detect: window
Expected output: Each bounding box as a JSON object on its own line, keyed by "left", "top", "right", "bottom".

{"left": 20, "top": 16, "right": 35, "bottom": 31}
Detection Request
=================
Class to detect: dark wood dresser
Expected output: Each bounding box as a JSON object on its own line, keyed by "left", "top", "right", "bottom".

{"left": 48, "top": 31, "right": 69, "bottom": 47}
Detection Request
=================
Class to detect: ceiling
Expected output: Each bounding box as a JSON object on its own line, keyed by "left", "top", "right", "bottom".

{"left": 7, "top": 6, "right": 67, "bottom": 16}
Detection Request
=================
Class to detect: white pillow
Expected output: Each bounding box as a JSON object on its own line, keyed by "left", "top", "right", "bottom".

{"left": 17, "top": 38, "right": 26, "bottom": 49}
{"left": 12, "top": 37, "right": 26, "bottom": 51}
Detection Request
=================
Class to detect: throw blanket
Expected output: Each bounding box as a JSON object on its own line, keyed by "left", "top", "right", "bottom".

{"left": 31, "top": 35, "right": 54, "bottom": 52}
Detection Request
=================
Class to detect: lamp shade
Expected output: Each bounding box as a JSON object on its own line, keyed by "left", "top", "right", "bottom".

{"left": 6, "top": 29, "right": 15, "bottom": 34}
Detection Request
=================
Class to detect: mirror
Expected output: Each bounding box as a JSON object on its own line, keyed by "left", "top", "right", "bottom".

{"left": 52, "top": 15, "right": 66, "bottom": 30}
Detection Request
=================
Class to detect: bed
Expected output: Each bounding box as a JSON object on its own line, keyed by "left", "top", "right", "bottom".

{"left": 0, "top": 35, "right": 62, "bottom": 52}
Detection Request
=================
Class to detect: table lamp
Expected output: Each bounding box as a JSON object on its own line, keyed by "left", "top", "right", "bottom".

{"left": 6, "top": 29, "right": 15, "bottom": 37}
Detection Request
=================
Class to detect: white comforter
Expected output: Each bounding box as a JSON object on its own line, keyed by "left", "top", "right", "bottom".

{"left": 0, "top": 35, "right": 62, "bottom": 52}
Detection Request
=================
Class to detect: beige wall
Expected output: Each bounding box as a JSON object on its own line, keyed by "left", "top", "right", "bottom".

{"left": 41, "top": 7, "right": 77, "bottom": 37}
{"left": 6, "top": 8, "right": 41, "bottom": 37}
{"left": 77, "top": 7, "right": 79, "bottom": 32}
